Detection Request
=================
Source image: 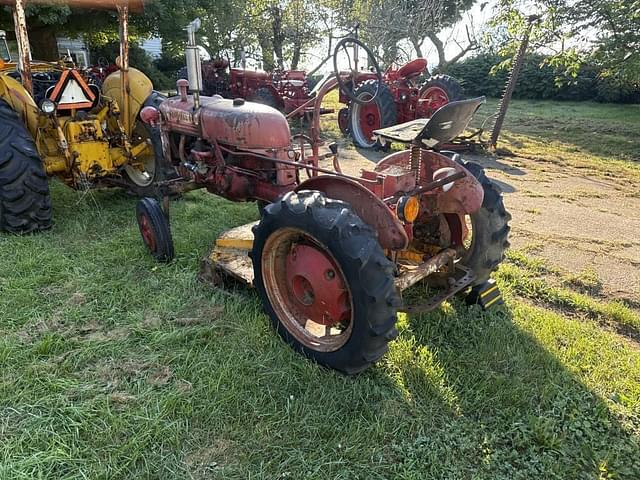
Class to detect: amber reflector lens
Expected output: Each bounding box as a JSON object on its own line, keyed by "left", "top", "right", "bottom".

{"left": 398, "top": 196, "right": 420, "bottom": 223}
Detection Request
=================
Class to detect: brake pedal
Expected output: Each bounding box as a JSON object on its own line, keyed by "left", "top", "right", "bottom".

{"left": 466, "top": 279, "right": 503, "bottom": 310}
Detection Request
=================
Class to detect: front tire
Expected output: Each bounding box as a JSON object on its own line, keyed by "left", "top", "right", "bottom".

{"left": 349, "top": 80, "right": 397, "bottom": 149}
{"left": 337, "top": 107, "right": 350, "bottom": 135}
{"left": 0, "top": 99, "right": 52, "bottom": 234}
{"left": 136, "top": 197, "right": 174, "bottom": 262}
{"left": 419, "top": 74, "right": 463, "bottom": 117}
{"left": 252, "top": 191, "right": 400, "bottom": 374}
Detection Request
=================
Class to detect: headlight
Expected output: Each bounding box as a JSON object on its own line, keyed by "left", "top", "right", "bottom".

{"left": 40, "top": 99, "right": 56, "bottom": 115}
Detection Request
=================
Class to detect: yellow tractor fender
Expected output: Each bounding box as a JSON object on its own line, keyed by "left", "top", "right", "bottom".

{"left": 0, "top": 73, "right": 39, "bottom": 137}
{"left": 101, "top": 67, "right": 154, "bottom": 136}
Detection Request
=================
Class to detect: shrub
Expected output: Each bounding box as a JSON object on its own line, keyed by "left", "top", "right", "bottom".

{"left": 447, "top": 53, "right": 640, "bottom": 103}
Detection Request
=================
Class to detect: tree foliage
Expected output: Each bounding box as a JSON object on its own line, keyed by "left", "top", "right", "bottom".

{"left": 490, "top": 0, "right": 640, "bottom": 84}
{"left": 330, "top": 0, "right": 479, "bottom": 70}
{"left": 449, "top": 52, "right": 640, "bottom": 103}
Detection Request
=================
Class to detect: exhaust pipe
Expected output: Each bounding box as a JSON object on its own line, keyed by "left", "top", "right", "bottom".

{"left": 185, "top": 18, "right": 203, "bottom": 109}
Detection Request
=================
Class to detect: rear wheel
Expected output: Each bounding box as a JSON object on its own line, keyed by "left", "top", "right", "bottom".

{"left": 419, "top": 74, "right": 462, "bottom": 117}
{"left": 456, "top": 161, "right": 511, "bottom": 285}
{"left": 0, "top": 99, "right": 52, "bottom": 234}
{"left": 349, "top": 80, "right": 397, "bottom": 149}
{"left": 252, "top": 191, "right": 400, "bottom": 374}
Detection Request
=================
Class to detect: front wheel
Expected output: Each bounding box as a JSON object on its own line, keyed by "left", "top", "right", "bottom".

{"left": 337, "top": 107, "right": 350, "bottom": 135}
{"left": 252, "top": 191, "right": 400, "bottom": 374}
{"left": 136, "top": 197, "right": 174, "bottom": 262}
{"left": 123, "top": 92, "right": 175, "bottom": 196}
{"left": 419, "top": 74, "right": 463, "bottom": 117}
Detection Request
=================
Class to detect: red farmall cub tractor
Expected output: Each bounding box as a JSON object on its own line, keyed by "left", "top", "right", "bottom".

{"left": 338, "top": 54, "right": 462, "bottom": 149}
{"left": 137, "top": 31, "right": 510, "bottom": 374}
{"left": 180, "top": 59, "right": 319, "bottom": 117}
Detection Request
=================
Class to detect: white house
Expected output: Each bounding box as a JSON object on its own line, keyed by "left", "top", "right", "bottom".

{"left": 2, "top": 32, "right": 162, "bottom": 67}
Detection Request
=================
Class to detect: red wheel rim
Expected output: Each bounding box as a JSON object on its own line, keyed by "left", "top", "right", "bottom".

{"left": 261, "top": 228, "right": 353, "bottom": 352}
{"left": 139, "top": 214, "right": 157, "bottom": 253}
{"left": 351, "top": 92, "right": 381, "bottom": 146}
{"left": 420, "top": 86, "right": 449, "bottom": 116}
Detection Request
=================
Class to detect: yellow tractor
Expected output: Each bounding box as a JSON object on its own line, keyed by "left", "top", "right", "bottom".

{"left": 0, "top": 0, "right": 164, "bottom": 233}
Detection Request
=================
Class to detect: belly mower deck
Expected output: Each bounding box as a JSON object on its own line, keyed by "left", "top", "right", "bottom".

{"left": 198, "top": 221, "right": 501, "bottom": 312}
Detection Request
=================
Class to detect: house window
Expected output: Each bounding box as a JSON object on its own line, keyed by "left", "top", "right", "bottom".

{"left": 0, "top": 31, "right": 10, "bottom": 62}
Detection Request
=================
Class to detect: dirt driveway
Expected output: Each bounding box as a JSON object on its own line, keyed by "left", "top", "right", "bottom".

{"left": 331, "top": 143, "right": 640, "bottom": 305}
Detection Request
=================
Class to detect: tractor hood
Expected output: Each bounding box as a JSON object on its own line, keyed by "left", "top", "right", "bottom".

{"left": 160, "top": 95, "right": 291, "bottom": 150}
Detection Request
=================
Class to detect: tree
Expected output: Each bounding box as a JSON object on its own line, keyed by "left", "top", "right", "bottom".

{"left": 334, "top": 0, "right": 479, "bottom": 71}
{"left": 491, "top": 0, "right": 640, "bottom": 83}
{"left": 0, "top": 2, "right": 166, "bottom": 61}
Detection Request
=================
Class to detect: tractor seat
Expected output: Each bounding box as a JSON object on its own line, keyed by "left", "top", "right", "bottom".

{"left": 374, "top": 96, "right": 486, "bottom": 147}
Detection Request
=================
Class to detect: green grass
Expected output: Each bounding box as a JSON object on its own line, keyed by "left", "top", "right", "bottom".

{"left": 474, "top": 98, "right": 640, "bottom": 179}
{"left": 1, "top": 99, "right": 640, "bottom": 478}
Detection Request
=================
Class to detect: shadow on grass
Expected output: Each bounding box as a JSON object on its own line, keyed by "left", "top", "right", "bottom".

{"left": 384, "top": 302, "right": 640, "bottom": 478}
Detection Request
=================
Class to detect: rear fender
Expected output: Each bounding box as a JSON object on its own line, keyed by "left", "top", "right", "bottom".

{"left": 0, "top": 74, "right": 38, "bottom": 136}
{"left": 296, "top": 175, "right": 409, "bottom": 250}
{"left": 375, "top": 150, "right": 483, "bottom": 215}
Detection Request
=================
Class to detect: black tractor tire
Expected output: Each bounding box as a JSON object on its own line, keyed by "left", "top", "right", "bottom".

{"left": 252, "top": 190, "right": 400, "bottom": 374}
{"left": 349, "top": 80, "right": 397, "bottom": 149}
{"left": 136, "top": 197, "right": 174, "bottom": 262}
{"left": 0, "top": 99, "right": 52, "bottom": 234}
{"left": 458, "top": 160, "right": 511, "bottom": 285}
{"left": 250, "top": 87, "right": 282, "bottom": 110}
{"left": 337, "top": 107, "right": 350, "bottom": 135}
{"left": 419, "top": 74, "right": 463, "bottom": 104}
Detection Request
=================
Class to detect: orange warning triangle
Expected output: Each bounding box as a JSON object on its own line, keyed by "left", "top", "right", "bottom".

{"left": 48, "top": 69, "right": 96, "bottom": 110}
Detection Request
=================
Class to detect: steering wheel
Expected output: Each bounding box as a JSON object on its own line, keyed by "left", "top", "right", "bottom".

{"left": 333, "top": 37, "right": 383, "bottom": 105}
{"left": 97, "top": 57, "right": 109, "bottom": 69}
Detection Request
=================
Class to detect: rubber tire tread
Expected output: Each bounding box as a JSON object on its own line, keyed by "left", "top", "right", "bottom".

{"left": 136, "top": 197, "right": 175, "bottom": 262}
{"left": 458, "top": 160, "right": 511, "bottom": 285}
{"left": 0, "top": 99, "right": 52, "bottom": 234}
{"left": 419, "top": 74, "right": 463, "bottom": 103}
{"left": 252, "top": 190, "right": 400, "bottom": 374}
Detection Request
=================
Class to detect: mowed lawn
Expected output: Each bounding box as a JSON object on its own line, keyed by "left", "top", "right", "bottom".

{"left": 1, "top": 98, "right": 639, "bottom": 479}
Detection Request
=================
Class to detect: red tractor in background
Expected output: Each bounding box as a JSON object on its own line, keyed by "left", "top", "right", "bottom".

{"left": 338, "top": 57, "right": 463, "bottom": 149}
{"left": 179, "top": 59, "right": 323, "bottom": 117}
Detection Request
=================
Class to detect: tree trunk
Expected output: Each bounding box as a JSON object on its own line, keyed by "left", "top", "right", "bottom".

{"left": 258, "top": 31, "right": 274, "bottom": 71}
{"left": 409, "top": 35, "right": 424, "bottom": 58}
{"left": 426, "top": 31, "right": 447, "bottom": 72}
{"left": 291, "top": 40, "right": 301, "bottom": 70}
{"left": 426, "top": 30, "right": 478, "bottom": 73}
{"left": 29, "top": 27, "right": 59, "bottom": 61}
{"left": 271, "top": 6, "right": 285, "bottom": 69}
